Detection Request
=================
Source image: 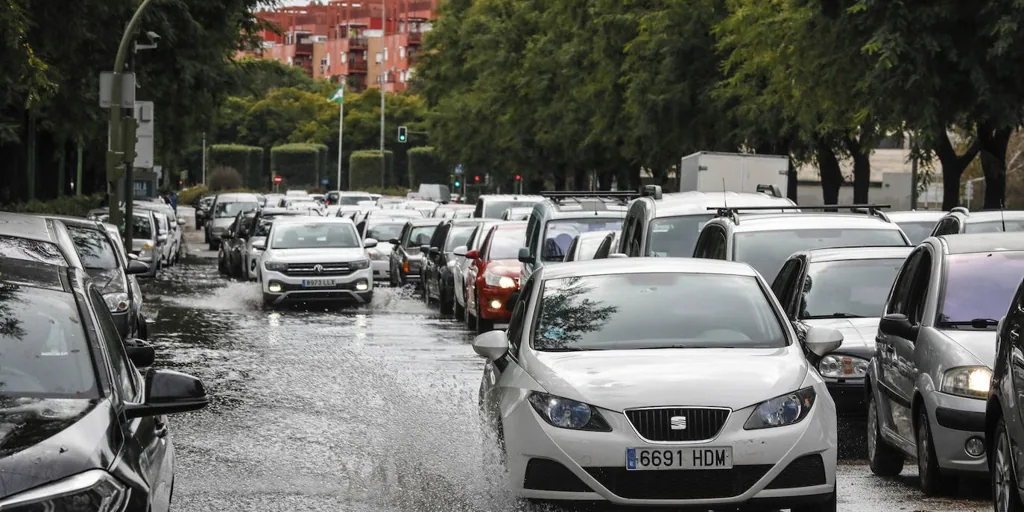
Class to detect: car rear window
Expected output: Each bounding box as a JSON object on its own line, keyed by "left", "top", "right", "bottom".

{"left": 733, "top": 228, "right": 909, "bottom": 282}
{"left": 938, "top": 251, "right": 1024, "bottom": 327}
{"left": 543, "top": 219, "right": 625, "bottom": 261}
{"left": 484, "top": 200, "right": 535, "bottom": 219}
{"left": 445, "top": 225, "right": 478, "bottom": 251}
{"left": 0, "top": 235, "right": 67, "bottom": 266}
{"left": 532, "top": 273, "right": 786, "bottom": 351}
{"left": 340, "top": 195, "right": 373, "bottom": 205}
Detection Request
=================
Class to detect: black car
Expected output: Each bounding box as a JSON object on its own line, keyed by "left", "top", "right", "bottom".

{"left": 422, "top": 218, "right": 485, "bottom": 313}
{"left": 218, "top": 210, "right": 258, "bottom": 278}
{"left": 194, "top": 195, "right": 214, "bottom": 229}
{"left": 389, "top": 218, "right": 442, "bottom": 286}
{"left": 37, "top": 215, "right": 152, "bottom": 339}
{"left": 0, "top": 255, "right": 208, "bottom": 511}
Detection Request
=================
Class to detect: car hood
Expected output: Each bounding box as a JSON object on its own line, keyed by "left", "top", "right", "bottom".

{"left": 941, "top": 330, "right": 997, "bottom": 368}
{"left": 529, "top": 346, "right": 808, "bottom": 411}
{"left": 86, "top": 268, "right": 125, "bottom": 295}
{"left": 0, "top": 398, "right": 118, "bottom": 498}
{"left": 802, "top": 317, "right": 880, "bottom": 355}
{"left": 211, "top": 218, "right": 234, "bottom": 229}
{"left": 372, "top": 242, "right": 394, "bottom": 254}
{"left": 266, "top": 247, "right": 366, "bottom": 263}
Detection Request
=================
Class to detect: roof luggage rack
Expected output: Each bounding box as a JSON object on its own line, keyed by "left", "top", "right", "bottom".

{"left": 708, "top": 204, "right": 892, "bottom": 225}
{"left": 541, "top": 191, "right": 640, "bottom": 205}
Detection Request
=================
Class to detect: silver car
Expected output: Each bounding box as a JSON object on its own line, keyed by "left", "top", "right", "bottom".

{"left": 206, "top": 193, "right": 261, "bottom": 250}
{"left": 867, "top": 233, "right": 1024, "bottom": 495}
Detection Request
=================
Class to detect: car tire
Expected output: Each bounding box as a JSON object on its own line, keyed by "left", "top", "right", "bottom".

{"left": 209, "top": 240, "right": 219, "bottom": 251}
{"left": 867, "top": 392, "right": 904, "bottom": 477}
{"left": 791, "top": 484, "right": 836, "bottom": 512}
{"left": 439, "top": 282, "right": 454, "bottom": 315}
{"left": 218, "top": 254, "right": 227, "bottom": 276}
{"left": 917, "top": 409, "right": 956, "bottom": 496}
{"left": 389, "top": 267, "right": 399, "bottom": 287}
{"left": 994, "top": 416, "right": 1024, "bottom": 512}
{"left": 465, "top": 295, "right": 477, "bottom": 329}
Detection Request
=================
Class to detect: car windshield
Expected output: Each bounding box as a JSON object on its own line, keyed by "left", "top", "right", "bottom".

{"left": 366, "top": 222, "right": 404, "bottom": 242}
{"left": 0, "top": 236, "right": 66, "bottom": 266}
{"left": 533, "top": 273, "right": 786, "bottom": 351}
{"left": 487, "top": 227, "right": 527, "bottom": 260}
{"left": 445, "top": 225, "right": 478, "bottom": 251}
{"left": 485, "top": 200, "right": 534, "bottom": 218}
{"left": 799, "top": 258, "right": 905, "bottom": 319}
{"left": 938, "top": 251, "right": 1024, "bottom": 327}
{"left": 543, "top": 219, "right": 625, "bottom": 261}
{"left": 648, "top": 214, "right": 714, "bottom": 257}
{"left": 965, "top": 220, "right": 1024, "bottom": 234}
{"left": 0, "top": 287, "right": 98, "bottom": 398}
{"left": 341, "top": 195, "right": 373, "bottom": 205}
{"left": 407, "top": 226, "right": 437, "bottom": 248}
{"left": 215, "top": 201, "right": 258, "bottom": 218}
{"left": 66, "top": 227, "right": 118, "bottom": 270}
{"left": 894, "top": 221, "right": 938, "bottom": 245}
{"left": 270, "top": 222, "right": 361, "bottom": 249}
{"left": 733, "top": 228, "right": 908, "bottom": 282}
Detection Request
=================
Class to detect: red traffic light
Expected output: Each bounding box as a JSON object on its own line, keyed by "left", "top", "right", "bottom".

{"left": 515, "top": 174, "right": 521, "bottom": 181}
{"left": 474, "top": 175, "right": 480, "bottom": 182}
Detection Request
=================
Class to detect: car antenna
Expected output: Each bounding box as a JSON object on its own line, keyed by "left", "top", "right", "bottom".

{"left": 722, "top": 178, "right": 728, "bottom": 211}
{"left": 1001, "top": 199, "right": 1007, "bottom": 232}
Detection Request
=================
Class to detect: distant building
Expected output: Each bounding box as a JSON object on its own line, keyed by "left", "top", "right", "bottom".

{"left": 237, "top": 0, "right": 437, "bottom": 92}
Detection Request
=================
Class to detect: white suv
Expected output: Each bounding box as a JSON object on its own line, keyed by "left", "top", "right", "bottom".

{"left": 254, "top": 217, "right": 376, "bottom": 306}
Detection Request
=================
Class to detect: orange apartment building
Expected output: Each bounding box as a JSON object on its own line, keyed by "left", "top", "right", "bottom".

{"left": 239, "top": 0, "right": 438, "bottom": 92}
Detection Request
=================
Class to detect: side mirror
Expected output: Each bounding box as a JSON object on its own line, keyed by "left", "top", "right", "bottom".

{"left": 518, "top": 247, "right": 535, "bottom": 264}
{"left": 124, "top": 338, "right": 155, "bottom": 367}
{"left": 127, "top": 260, "right": 151, "bottom": 275}
{"left": 124, "top": 369, "right": 210, "bottom": 419}
{"left": 879, "top": 313, "right": 918, "bottom": 340}
{"left": 429, "top": 247, "right": 440, "bottom": 257}
{"left": 420, "top": 244, "right": 430, "bottom": 255}
{"left": 177, "top": 218, "right": 186, "bottom": 226}
{"left": 252, "top": 239, "right": 267, "bottom": 250}
{"left": 364, "top": 238, "right": 379, "bottom": 249}
{"left": 804, "top": 327, "right": 844, "bottom": 357}
{"left": 465, "top": 249, "right": 479, "bottom": 260}
{"left": 127, "top": 253, "right": 139, "bottom": 261}
{"left": 472, "top": 330, "right": 509, "bottom": 360}
{"left": 158, "top": 234, "right": 169, "bottom": 244}
{"left": 505, "top": 290, "right": 521, "bottom": 311}
{"left": 389, "top": 238, "right": 400, "bottom": 245}
{"left": 453, "top": 245, "right": 468, "bottom": 257}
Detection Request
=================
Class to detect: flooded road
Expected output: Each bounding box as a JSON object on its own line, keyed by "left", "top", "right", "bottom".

{"left": 147, "top": 216, "right": 991, "bottom": 512}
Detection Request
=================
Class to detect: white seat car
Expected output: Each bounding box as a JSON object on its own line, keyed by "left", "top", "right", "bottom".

{"left": 254, "top": 217, "right": 376, "bottom": 306}
{"left": 473, "top": 258, "right": 842, "bottom": 510}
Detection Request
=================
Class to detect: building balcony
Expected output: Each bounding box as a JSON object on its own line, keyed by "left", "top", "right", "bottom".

{"left": 407, "top": 31, "right": 423, "bottom": 45}
{"left": 348, "top": 60, "right": 368, "bottom": 73}
{"left": 348, "top": 36, "right": 368, "bottom": 49}
{"left": 295, "top": 42, "right": 313, "bottom": 54}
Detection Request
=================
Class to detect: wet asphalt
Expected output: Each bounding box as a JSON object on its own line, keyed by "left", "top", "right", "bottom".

{"left": 145, "top": 210, "right": 990, "bottom": 512}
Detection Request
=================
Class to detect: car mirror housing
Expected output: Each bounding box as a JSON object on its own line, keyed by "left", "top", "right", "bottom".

{"left": 389, "top": 238, "right": 400, "bottom": 245}
{"left": 252, "top": 239, "right": 267, "bottom": 250}
{"left": 518, "top": 247, "right": 534, "bottom": 264}
{"left": 429, "top": 247, "right": 440, "bottom": 257}
{"left": 158, "top": 234, "right": 169, "bottom": 244}
{"left": 420, "top": 244, "right": 430, "bottom": 255}
{"left": 124, "top": 369, "right": 210, "bottom": 419}
{"left": 804, "top": 326, "right": 844, "bottom": 357}
{"left": 472, "top": 330, "right": 509, "bottom": 360}
{"left": 464, "top": 249, "right": 479, "bottom": 260}
{"left": 879, "top": 313, "right": 918, "bottom": 339}
{"left": 124, "top": 338, "right": 155, "bottom": 367}
{"left": 364, "top": 238, "right": 379, "bottom": 249}
{"left": 453, "top": 245, "right": 468, "bottom": 257}
{"left": 177, "top": 218, "right": 186, "bottom": 226}
{"left": 127, "top": 260, "right": 151, "bottom": 275}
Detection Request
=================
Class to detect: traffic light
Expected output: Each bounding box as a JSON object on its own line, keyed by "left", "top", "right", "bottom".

{"left": 398, "top": 125, "right": 408, "bottom": 143}
{"left": 515, "top": 174, "right": 521, "bottom": 181}
{"left": 474, "top": 175, "right": 480, "bottom": 182}
{"left": 454, "top": 179, "right": 461, "bottom": 188}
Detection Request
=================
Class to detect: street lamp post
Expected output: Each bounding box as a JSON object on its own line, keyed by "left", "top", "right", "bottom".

{"left": 380, "top": 0, "right": 386, "bottom": 189}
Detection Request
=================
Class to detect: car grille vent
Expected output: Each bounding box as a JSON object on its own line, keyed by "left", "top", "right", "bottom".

{"left": 625, "top": 407, "right": 730, "bottom": 442}
{"left": 285, "top": 263, "right": 353, "bottom": 277}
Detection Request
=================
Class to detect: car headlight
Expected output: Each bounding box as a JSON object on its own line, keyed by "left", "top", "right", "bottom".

{"left": 527, "top": 391, "right": 611, "bottom": 432}
{"left": 139, "top": 243, "right": 153, "bottom": 260}
{"left": 744, "top": 387, "right": 816, "bottom": 430}
{"left": 367, "top": 249, "right": 387, "bottom": 261}
{"left": 818, "top": 354, "right": 869, "bottom": 379}
{"left": 0, "top": 469, "right": 128, "bottom": 512}
{"left": 351, "top": 259, "right": 371, "bottom": 270}
{"left": 103, "top": 292, "right": 130, "bottom": 313}
{"left": 484, "top": 269, "right": 517, "bottom": 288}
{"left": 264, "top": 261, "right": 288, "bottom": 272}
{"left": 941, "top": 366, "right": 991, "bottom": 400}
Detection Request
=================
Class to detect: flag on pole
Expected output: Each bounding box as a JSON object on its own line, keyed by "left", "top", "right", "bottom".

{"left": 328, "top": 86, "right": 344, "bottom": 104}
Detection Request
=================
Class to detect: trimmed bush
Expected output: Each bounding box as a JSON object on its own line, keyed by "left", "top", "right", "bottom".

{"left": 349, "top": 150, "right": 393, "bottom": 190}
{"left": 178, "top": 186, "right": 210, "bottom": 207}
{"left": 4, "top": 194, "right": 106, "bottom": 217}
{"left": 407, "top": 146, "right": 448, "bottom": 187}
{"left": 208, "top": 167, "right": 245, "bottom": 191}
{"left": 271, "top": 143, "right": 329, "bottom": 188}
{"left": 208, "top": 144, "right": 264, "bottom": 188}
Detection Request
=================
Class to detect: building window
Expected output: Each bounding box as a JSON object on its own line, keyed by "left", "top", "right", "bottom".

{"left": 400, "top": 46, "right": 406, "bottom": 59}
{"left": 341, "top": 53, "right": 347, "bottom": 63}
{"left": 383, "top": 48, "right": 389, "bottom": 61}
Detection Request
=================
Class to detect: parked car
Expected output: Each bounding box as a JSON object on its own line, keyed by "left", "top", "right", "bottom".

{"left": 89, "top": 209, "right": 164, "bottom": 278}
{"left": 206, "top": 193, "right": 261, "bottom": 250}
{"left": 473, "top": 257, "right": 840, "bottom": 509}
{"left": 0, "top": 254, "right": 209, "bottom": 512}
{"left": 388, "top": 218, "right": 443, "bottom": 286}
{"left": 465, "top": 221, "right": 527, "bottom": 332}
{"left": 356, "top": 218, "right": 407, "bottom": 282}
{"left": 564, "top": 230, "right": 617, "bottom": 262}
{"left": 422, "top": 218, "right": 486, "bottom": 312}
{"left": 987, "top": 261, "right": 1024, "bottom": 512}
{"left": 404, "top": 200, "right": 440, "bottom": 217}
{"left": 255, "top": 217, "right": 376, "bottom": 306}
{"left": 473, "top": 194, "right": 544, "bottom": 219}
{"left": 770, "top": 246, "right": 912, "bottom": 415}
{"left": 328, "top": 190, "right": 375, "bottom": 206}
{"left": 886, "top": 210, "right": 946, "bottom": 245}
{"left": 135, "top": 202, "right": 183, "bottom": 267}
{"left": 242, "top": 208, "right": 317, "bottom": 281}
{"left": 867, "top": 233, "right": 1024, "bottom": 494}
{"left": 218, "top": 210, "right": 259, "bottom": 278}
{"left": 432, "top": 204, "right": 475, "bottom": 218}
{"left": 194, "top": 195, "right": 214, "bottom": 229}
{"left": 930, "top": 207, "right": 1024, "bottom": 236}
{"left": 452, "top": 220, "right": 502, "bottom": 319}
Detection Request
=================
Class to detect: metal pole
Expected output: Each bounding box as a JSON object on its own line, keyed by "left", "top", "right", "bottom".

{"left": 106, "top": 0, "right": 156, "bottom": 229}
{"left": 910, "top": 134, "right": 918, "bottom": 210}
{"left": 76, "top": 141, "right": 83, "bottom": 196}
{"left": 202, "top": 131, "right": 207, "bottom": 186}
{"left": 337, "top": 90, "right": 344, "bottom": 190}
{"left": 380, "top": 0, "right": 386, "bottom": 188}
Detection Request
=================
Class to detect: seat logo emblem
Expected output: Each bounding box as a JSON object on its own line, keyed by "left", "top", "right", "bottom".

{"left": 670, "top": 416, "right": 687, "bottom": 430}
{"left": 313, "top": 264, "right": 324, "bottom": 274}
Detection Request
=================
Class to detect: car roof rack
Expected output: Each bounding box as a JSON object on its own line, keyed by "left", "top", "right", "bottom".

{"left": 708, "top": 204, "right": 893, "bottom": 225}
{"left": 541, "top": 191, "right": 640, "bottom": 206}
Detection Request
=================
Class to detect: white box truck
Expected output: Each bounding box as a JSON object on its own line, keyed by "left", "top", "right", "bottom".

{"left": 678, "top": 152, "right": 789, "bottom": 197}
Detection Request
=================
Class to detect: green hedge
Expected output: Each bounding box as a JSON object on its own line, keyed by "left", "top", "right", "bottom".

{"left": 408, "top": 146, "right": 449, "bottom": 187}
{"left": 208, "top": 144, "right": 264, "bottom": 188}
{"left": 3, "top": 194, "right": 106, "bottom": 217}
{"left": 350, "top": 150, "right": 393, "bottom": 190}
{"left": 270, "top": 143, "right": 329, "bottom": 188}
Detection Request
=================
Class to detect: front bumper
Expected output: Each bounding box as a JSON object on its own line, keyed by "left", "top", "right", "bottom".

{"left": 261, "top": 267, "right": 374, "bottom": 305}
{"left": 502, "top": 384, "right": 837, "bottom": 506}
{"left": 925, "top": 391, "right": 988, "bottom": 474}
{"left": 479, "top": 285, "right": 517, "bottom": 321}
{"left": 824, "top": 378, "right": 866, "bottom": 416}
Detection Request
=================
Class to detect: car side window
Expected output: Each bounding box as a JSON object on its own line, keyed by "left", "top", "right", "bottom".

{"left": 906, "top": 250, "right": 933, "bottom": 325}
{"left": 708, "top": 227, "right": 727, "bottom": 260}
{"left": 772, "top": 259, "right": 802, "bottom": 316}
{"left": 887, "top": 249, "right": 923, "bottom": 317}
{"left": 629, "top": 218, "right": 643, "bottom": 256}
{"left": 619, "top": 213, "right": 635, "bottom": 253}
{"left": 525, "top": 215, "right": 539, "bottom": 254}
{"left": 88, "top": 288, "right": 137, "bottom": 401}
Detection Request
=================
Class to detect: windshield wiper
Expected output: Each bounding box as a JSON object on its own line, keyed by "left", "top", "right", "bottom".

{"left": 802, "top": 313, "right": 865, "bottom": 319}
{"left": 938, "top": 318, "right": 999, "bottom": 329}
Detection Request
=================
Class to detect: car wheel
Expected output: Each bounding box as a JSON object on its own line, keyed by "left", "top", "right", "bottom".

{"left": 867, "top": 392, "right": 904, "bottom": 477}
{"left": 791, "top": 484, "right": 836, "bottom": 512}
{"left": 994, "top": 416, "right": 1024, "bottom": 512}
{"left": 439, "top": 282, "right": 454, "bottom": 314}
{"left": 465, "top": 294, "right": 477, "bottom": 329}
{"left": 917, "top": 409, "right": 955, "bottom": 496}
{"left": 209, "top": 240, "right": 219, "bottom": 251}
{"left": 218, "top": 254, "right": 227, "bottom": 275}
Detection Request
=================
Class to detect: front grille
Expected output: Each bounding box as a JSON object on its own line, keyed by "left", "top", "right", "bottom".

{"left": 765, "top": 454, "right": 826, "bottom": 489}
{"left": 284, "top": 262, "right": 354, "bottom": 277}
{"left": 625, "top": 407, "right": 730, "bottom": 442}
{"left": 585, "top": 465, "right": 771, "bottom": 500}
{"left": 523, "top": 459, "right": 591, "bottom": 492}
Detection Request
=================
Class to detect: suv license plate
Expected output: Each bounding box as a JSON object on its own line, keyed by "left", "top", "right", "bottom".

{"left": 302, "top": 279, "right": 336, "bottom": 288}
{"left": 626, "top": 447, "right": 732, "bottom": 471}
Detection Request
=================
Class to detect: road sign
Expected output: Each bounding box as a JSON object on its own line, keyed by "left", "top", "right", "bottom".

{"left": 99, "top": 72, "right": 136, "bottom": 108}
{"left": 455, "top": 164, "right": 464, "bottom": 175}
{"left": 132, "top": 102, "right": 154, "bottom": 168}
{"left": 321, "top": 178, "right": 329, "bottom": 185}
{"left": 273, "top": 175, "right": 283, "bottom": 185}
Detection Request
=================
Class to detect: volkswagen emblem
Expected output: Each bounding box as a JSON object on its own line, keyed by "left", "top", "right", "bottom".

{"left": 670, "top": 416, "right": 687, "bottom": 430}
{"left": 313, "top": 264, "right": 324, "bottom": 274}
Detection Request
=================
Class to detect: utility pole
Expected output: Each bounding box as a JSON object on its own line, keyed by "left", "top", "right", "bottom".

{"left": 910, "top": 134, "right": 918, "bottom": 210}
{"left": 202, "top": 131, "right": 207, "bottom": 185}
{"left": 379, "top": 0, "right": 386, "bottom": 188}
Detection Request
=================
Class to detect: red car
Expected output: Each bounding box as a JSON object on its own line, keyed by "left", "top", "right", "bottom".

{"left": 466, "top": 222, "right": 526, "bottom": 333}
